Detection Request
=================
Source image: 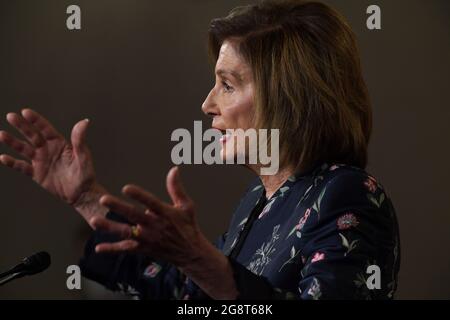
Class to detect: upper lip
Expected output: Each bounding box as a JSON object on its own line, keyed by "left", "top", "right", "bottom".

{"left": 212, "top": 126, "right": 227, "bottom": 134}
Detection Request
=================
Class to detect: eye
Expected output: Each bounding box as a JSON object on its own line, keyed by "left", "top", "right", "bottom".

{"left": 222, "top": 81, "right": 234, "bottom": 93}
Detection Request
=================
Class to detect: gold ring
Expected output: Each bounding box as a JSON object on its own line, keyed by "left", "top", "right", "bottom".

{"left": 130, "top": 225, "right": 140, "bottom": 238}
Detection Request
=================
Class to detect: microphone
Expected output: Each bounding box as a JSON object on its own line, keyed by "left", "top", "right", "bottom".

{"left": 0, "top": 251, "right": 51, "bottom": 286}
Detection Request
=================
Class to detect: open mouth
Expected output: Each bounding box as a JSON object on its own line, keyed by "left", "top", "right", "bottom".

{"left": 219, "top": 132, "right": 232, "bottom": 144}
{"left": 213, "top": 127, "right": 231, "bottom": 144}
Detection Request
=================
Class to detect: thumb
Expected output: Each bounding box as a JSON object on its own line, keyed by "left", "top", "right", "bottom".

{"left": 71, "top": 119, "right": 90, "bottom": 154}
{"left": 166, "top": 166, "right": 191, "bottom": 208}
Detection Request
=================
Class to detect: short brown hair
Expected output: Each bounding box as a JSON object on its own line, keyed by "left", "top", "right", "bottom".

{"left": 208, "top": 0, "right": 372, "bottom": 173}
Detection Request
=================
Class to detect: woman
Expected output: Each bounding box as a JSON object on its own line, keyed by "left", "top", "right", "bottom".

{"left": 0, "top": 0, "right": 400, "bottom": 299}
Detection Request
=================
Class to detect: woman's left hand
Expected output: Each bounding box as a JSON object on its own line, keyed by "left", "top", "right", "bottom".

{"left": 90, "top": 166, "right": 207, "bottom": 268}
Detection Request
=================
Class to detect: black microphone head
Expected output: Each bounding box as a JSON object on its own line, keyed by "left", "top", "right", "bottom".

{"left": 22, "top": 251, "right": 51, "bottom": 275}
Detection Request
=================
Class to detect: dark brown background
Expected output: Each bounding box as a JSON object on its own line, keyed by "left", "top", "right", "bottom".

{"left": 0, "top": 0, "right": 449, "bottom": 299}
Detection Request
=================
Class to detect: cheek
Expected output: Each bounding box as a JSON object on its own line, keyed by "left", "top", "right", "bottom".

{"left": 221, "top": 93, "right": 255, "bottom": 129}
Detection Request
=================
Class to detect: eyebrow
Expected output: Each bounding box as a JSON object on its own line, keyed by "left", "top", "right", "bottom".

{"left": 216, "top": 69, "right": 243, "bottom": 82}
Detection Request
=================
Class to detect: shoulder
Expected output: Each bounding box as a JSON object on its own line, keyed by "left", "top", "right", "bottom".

{"left": 308, "top": 163, "right": 393, "bottom": 217}
{"left": 296, "top": 164, "right": 399, "bottom": 253}
{"left": 321, "top": 163, "right": 378, "bottom": 188}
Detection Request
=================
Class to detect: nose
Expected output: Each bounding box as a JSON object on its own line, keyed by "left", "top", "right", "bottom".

{"left": 201, "top": 88, "right": 219, "bottom": 117}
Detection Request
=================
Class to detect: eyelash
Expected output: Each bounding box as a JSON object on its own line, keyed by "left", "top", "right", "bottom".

{"left": 222, "top": 81, "right": 234, "bottom": 93}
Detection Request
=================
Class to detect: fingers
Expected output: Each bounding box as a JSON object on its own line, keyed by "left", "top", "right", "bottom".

{"left": 0, "top": 130, "right": 35, "bottom": 159}
{"left": 70, "top": 119, "right": 90, "bottom": 155}
{"left": 90, "top": 215, "right": 133, "bottom": 239}
{"left": 122, "top": 184, "right": 169, "bottom": 215}
{"left": 6, "top": 112, "right": 45, "bottom": 148}
{"left": 0, "top": 154, "right": 33, "bottom": 176}
{"left": 21, "top": 108, "right": 63, "bottom": 141}
{"left": 99, "top": 194, "right": 150, "bottom": 225}
{"left": 166, "top": 166, "right": 191, "bottom": 208}
{"left": 95, "top": 240, "right": 139, "bottom": 253}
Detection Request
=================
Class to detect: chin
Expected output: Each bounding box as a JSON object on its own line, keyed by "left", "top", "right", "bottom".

{"left": 220, "top": 150, "right": 235, "bottom": 164}
{"left": 221, "top": 147, "right": 247, "bottom": 165}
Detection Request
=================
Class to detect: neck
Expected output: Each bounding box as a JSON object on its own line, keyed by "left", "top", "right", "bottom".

{"left": 253, "top": 165, "right": 295, "bottom": 199}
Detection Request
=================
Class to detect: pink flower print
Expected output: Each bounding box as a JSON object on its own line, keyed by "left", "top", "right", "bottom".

{"left": 143, "top": 263, "right": 162, "bottom": 278}
{"left": 311, "top": 252, "right": 325, "bottom": 263}
{"left": 296, "top": 208, "right": 312, "bottom": 231}
{"left": 337, "top": 213, "right": 359, "bottom": 230}
{"left": 364, "top": 176, "right": 377, "bottom": 193}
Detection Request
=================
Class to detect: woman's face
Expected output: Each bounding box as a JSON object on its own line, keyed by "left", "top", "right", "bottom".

{"left": 201, "top": 39, "right": 255, "bottom": 161}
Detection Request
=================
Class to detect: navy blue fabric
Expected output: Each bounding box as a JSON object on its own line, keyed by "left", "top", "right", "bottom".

{"left": 80, "top": 163, "right": 400, "bottom": 300}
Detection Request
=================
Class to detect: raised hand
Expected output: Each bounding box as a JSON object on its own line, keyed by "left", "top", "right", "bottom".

{"left": 90, "top": 167, "right": 203, "bottom": 265}
{"left": 0, "top": 108, "right": 108, "bottom": 225}
{"left": 90, "top": 166, "right": 239, "bottom": 299}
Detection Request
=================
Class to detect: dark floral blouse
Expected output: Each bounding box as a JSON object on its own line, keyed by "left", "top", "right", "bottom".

{"left": 80, "top": 163, "right": 400, "bottom": 300}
